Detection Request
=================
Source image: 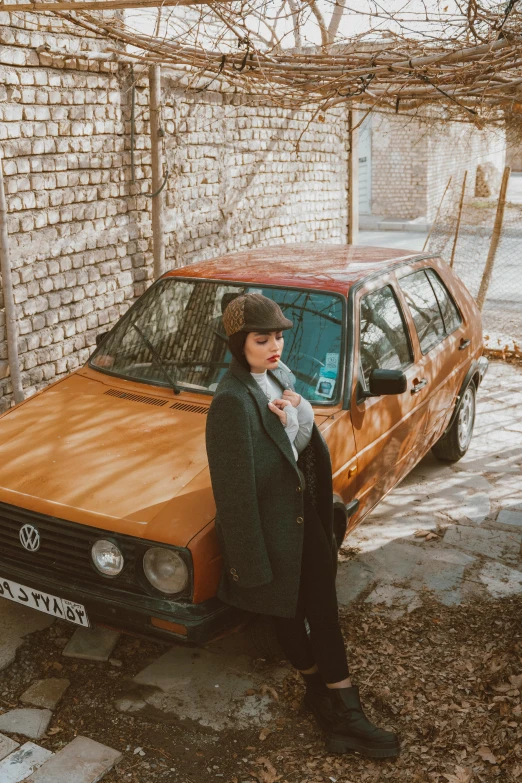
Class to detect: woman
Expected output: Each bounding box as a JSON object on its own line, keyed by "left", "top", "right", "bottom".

{"left": 205, "top": 292, "right": 399, "bottom": 759}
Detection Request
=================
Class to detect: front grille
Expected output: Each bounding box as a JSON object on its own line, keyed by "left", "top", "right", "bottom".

{"left": 0, "top": 503, "right": 142, "bottom": 593}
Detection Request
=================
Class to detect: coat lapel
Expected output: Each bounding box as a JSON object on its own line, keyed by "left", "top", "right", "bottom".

{"left": 228, "top": 358, "right": 299, "bottom": 472}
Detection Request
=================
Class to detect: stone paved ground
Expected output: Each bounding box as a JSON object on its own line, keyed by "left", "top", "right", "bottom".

{"left": 336, "top": 359, "right": 522, "bottom": 615}
{"left": 0, "top": 359, "right": 520, "bottom": 782}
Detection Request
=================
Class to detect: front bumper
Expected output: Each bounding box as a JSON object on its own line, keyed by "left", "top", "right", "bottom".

{"left": 0, "top": 559, "right": 242, "bottom": 645}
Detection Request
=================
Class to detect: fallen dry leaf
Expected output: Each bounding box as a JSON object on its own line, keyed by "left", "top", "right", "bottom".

{"left": 443, "top": 766, "right": 473, "bottom": 783}
{"left": 477, "top": 746, "right": 497, "bottom": 764}
{"left": 259, "top": 684, "right": 279, "bottom": 701}
{"left": 258, "top": 727, "right": 273, "bottom": 741}
{"left": 254, "top": 757, "right": 282, "bottom": 783}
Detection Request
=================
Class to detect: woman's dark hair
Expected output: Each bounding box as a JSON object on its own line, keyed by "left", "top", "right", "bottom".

{"left": 228, "top": 331, "right": 250, "bottom": 370}
{"left": 228, "top": 329, "right": 275, "bottom": 371}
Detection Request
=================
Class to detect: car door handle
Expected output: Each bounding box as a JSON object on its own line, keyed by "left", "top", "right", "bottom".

{"left": 459, "top": 338, "right": 471, "bottom": 350}
{"left": 411, "top": 379, "right": 428, "bottom": 394}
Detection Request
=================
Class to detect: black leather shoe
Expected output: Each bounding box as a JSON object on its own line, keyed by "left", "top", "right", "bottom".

{"left": 327, "top": 685, "right": 400, "bottom": 759}
{"left": 301, "top": 671, "right": 335, "bottom": 732}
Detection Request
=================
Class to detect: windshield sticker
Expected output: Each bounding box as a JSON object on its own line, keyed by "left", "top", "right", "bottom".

{"left": 324, "top": 352, "right": 339, "bottom": 377}
{"left": 315, "top": 375, "right": 335, "bottom": 399}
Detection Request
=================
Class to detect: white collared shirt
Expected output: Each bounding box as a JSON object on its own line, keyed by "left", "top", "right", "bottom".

{"left": 250, "top": 370, "right": 314, "bottom": 461}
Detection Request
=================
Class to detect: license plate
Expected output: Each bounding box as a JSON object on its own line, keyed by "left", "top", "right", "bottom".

{"left": 0, "top": 576, "right": 90, "bottom": 627}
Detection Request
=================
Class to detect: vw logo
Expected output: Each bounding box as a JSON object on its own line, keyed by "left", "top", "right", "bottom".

{"left": 19, "top": 524, "right": 40, "bottom": 552}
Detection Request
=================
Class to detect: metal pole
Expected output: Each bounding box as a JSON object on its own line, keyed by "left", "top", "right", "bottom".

{"left": 347, "top": 107, "right": 359, "bottom": 245}
{"left": 149, "top": 63, "right": 166, "bottom": 280}
{"left": 477, "top": 165, "right": 511, "bottom": 312}
{"left": 449, "top": 170, "right": 467, "bottom": 268}
{"left": 422, "top": 175, "right": 452, "bottom": 253}
{"left": 0, "top": 155, "right": 24, "bottom": 404}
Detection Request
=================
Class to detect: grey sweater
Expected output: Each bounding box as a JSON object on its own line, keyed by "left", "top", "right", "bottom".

{"left": 250, "top": 370, "right": 314, "bottom": 460}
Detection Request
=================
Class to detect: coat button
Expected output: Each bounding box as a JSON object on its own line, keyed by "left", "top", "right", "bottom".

{"left": 296, "top": 516, "right": 304, "bottom": 524}
{"left": 232, "top": 574, "right": 239, "bottom": 582}
{"left": 296, "top": 485, "right": 302, "bottom": 492}
{"left": 230, "top": 567, "right": 237, "bottom": 576}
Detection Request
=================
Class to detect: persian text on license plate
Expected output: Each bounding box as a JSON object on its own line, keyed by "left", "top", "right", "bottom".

{"left": 0, "top": 576, "right": 90, "bottom": 627}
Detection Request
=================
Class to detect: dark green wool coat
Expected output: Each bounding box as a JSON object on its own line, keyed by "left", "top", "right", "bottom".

{"left": 205, "top": 356, "right": 335, "bottom": 619}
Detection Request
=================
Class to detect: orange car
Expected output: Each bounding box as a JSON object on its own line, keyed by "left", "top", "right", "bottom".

{"left": 0, "top": 245, "right": 487, "bottom": 643}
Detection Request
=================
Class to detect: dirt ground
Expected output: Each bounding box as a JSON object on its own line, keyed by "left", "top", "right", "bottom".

{"left": 0, "top": 594, "right": 520, "bottom": 783}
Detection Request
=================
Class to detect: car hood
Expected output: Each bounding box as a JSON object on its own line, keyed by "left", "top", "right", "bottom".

{"left": 0, "top": 372, "right": 216, "bottom": 547}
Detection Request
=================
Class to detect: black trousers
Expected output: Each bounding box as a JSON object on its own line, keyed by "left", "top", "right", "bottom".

{"left": 272, "top": 486, "right": 350, "bottom": 684}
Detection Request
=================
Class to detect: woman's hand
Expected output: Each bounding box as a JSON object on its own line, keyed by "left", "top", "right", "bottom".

{"left": 282, "top": 389, "right": 301, "bottom": 407}
{"left": 268, "top": 398, "right": 291, "bottom": 426}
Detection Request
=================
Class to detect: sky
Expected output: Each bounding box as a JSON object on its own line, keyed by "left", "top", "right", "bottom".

{"left": 122, "top": 0, "right": 474, "bottom": 52}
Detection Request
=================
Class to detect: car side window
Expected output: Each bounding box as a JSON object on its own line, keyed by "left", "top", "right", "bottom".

{"left": 398, "top": 270, "right": 446, "bottom": 354}
{"left": 425, "top": 269, "right": 462, "bottom": 335}
{"left": 359, "top": 285, "right": 413, "bottom": 386}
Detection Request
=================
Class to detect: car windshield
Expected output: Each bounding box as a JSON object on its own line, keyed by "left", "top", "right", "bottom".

{"left": 89, "top": 279, "right": 345, "bottom": 404}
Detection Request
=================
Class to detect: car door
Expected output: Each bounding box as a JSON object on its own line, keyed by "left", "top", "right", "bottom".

{"left": 350, "top": 277, "right": 430, "bottom": 518}
{"left": 396, "top": 263, "right": 470, "bottom": 442}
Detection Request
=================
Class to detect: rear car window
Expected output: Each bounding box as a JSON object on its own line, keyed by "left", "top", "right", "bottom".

{"left": 359, "top": 285, "right": 413, "bottom": 385}
{"left": 399, "top": 269, "right": 453, "bottom": 354}
{"left": 425, "top": 269, "right": 462, "bottom": 335}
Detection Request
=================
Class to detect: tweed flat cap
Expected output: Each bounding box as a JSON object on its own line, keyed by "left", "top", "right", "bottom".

{"left": 222, "top": 293, "right": 293, "bottom": 337}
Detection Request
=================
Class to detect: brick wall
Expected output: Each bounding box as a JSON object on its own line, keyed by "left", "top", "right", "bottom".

{"left": 370, "top": 112, "right": 429, "bottom": 220}
{"left": 368, "top": 111, "right": 505, "bottom": 221}
{"left": 0, "top": 11, "right": 348, "bottom": 412}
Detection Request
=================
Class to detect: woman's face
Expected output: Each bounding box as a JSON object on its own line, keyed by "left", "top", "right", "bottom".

{"left": 243, "top": 330, "right": 284, "bottom": 374}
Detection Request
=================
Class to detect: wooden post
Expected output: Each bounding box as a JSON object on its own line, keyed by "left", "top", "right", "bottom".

{"left": 347, "top": 107, "right": 359, "bottom": 245}
{"left": 149, "top": 63, "right": 166, "bottom": 280}
{"left": 422, "top": 175, "right": 452, "bottom": 253}
{"left": 449, "top": 170, "right": 467, "bottom": 268}
{"left": 476, "top": 165, "right": 511, "bottom": 312}
{"left": 0, "top": 156, "right": 24, "bottom": 404}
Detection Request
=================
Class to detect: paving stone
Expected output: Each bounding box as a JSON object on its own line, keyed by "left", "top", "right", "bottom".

{"left": 0, "top": 742, "right": 52, "bottom": 783}
{"left": 336, "top": 560, "right": 375, "bottom": 604}
{"left": 478, "top": 561, "right": 522, "bottom": 598}
{"left": 364, "top": 584, "right": 423, "bottom": 615}
{"left": 443, "top": 491, "right": 490, "bottom": 525}
{"left": 442, "top": 525, "right": 521, "bottom": 563}
{"left": 0, "top": 732, "right": 19, "bottom": 761}
{"left": 497, "top": 509, "right": 522, "bottom": 529}
{"left": 0, "top": 709, "right": 52, "bottom": 740}
{"left": 62, "top": 626, "right": 120, "bottom": 662}
{"left": 21, "top": 736, "right": 122, "bottom": 783}
{"left": 115, "top": 644, "right": 286, "bottom": 731}
{"left": 20, "top": 679, "right": 70, "bottom": 710}
{"left": 0, "top": 599, "right": 54, "bottom": 672}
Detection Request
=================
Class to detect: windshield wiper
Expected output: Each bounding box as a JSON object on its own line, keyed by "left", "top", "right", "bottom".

{"left": 130, "top": 320, "right": 181, "bottom": 395}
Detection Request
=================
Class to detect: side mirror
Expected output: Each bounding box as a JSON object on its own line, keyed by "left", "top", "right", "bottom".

{"left": 96, "top": 331, "right": 108, "bottom": 347}
{"left": 368, "top": 368, "right": 407, "bottom": 396}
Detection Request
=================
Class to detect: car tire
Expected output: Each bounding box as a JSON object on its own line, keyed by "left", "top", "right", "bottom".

{"left": 432, "top": 382, "right": 476, "bottom": 462}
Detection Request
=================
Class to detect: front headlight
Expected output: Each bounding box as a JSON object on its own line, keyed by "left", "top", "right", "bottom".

{"left": 143, "top": 548, "right": 188, "bottom": 594}
{"left": 91, "top": 539, "right": 124, "bottom": 576}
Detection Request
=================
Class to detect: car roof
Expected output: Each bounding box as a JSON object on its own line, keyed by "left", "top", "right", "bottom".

{"left": 165, "top": 244, "right": 425, "bottom": 295}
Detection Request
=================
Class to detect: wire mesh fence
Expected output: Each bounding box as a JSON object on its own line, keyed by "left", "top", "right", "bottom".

{"left": 427, "top": 168, "right": 522, "bottom": 354}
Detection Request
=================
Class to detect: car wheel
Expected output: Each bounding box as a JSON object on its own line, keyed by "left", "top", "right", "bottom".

{"left": 432, "top": 382, "right": 476, "bottom": 462}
